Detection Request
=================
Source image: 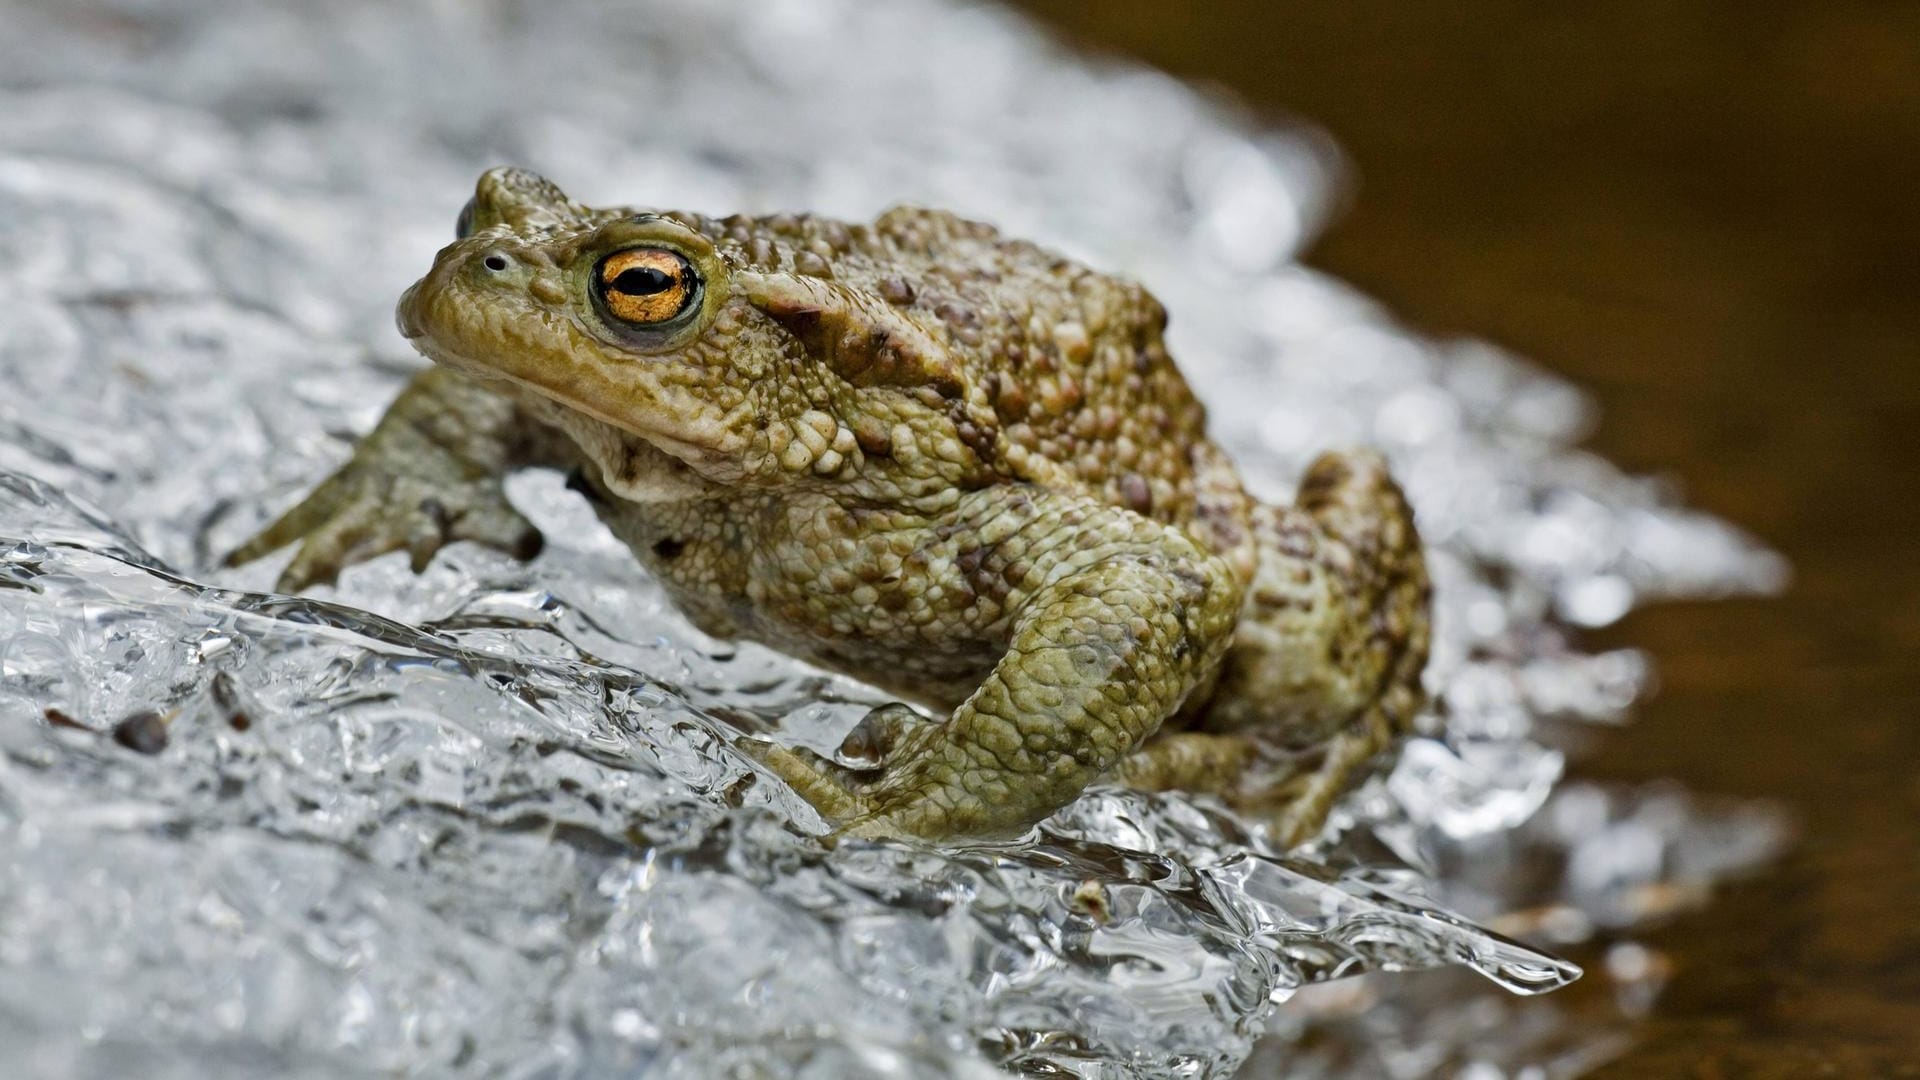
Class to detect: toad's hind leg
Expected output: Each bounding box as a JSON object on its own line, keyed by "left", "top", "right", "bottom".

{"left": 1200, "top": 449, "right": 1432, "bottom": 844}
{"left": 748, "top": 490, "right": 1246, "bottom": 843}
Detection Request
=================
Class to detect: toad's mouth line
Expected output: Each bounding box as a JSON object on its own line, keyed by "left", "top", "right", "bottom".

{"left": 406, "top": 346, "right": 744, "bottom": 481}
{"left": 520, "top": 377, "right": 735, "bottom": 468}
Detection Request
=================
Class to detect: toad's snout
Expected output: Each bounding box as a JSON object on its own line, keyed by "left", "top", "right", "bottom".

{"left": 393, "top": 244, "right": 489, "bottom": 347}
{"left": 395, "top": 280, "right": 426, "bottom": 340}
{"left": 394, "top": 249, "right": 464, "bottom": 344}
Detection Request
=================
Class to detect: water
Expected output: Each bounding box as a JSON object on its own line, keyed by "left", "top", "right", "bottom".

{"left": 0, "top": 1, "right": 1788, "bottom": 1076}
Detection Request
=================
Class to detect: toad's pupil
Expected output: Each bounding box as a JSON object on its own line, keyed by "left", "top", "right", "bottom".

{"left": 612, "top": 266, "right": 675, "bottom": 295}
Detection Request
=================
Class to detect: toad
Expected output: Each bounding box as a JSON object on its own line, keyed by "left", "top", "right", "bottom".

{"left": 232, "top": 168, "right": 1430, "bottom": 845}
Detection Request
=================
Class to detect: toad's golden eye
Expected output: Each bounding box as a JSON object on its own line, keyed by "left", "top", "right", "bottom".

{"left": 594, "top": 247, "right": 698, "bottom": 326}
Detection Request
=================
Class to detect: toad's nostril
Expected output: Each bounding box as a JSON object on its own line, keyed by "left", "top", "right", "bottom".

{"left": 482, "top": 253, "right": 509, "bottom": 272}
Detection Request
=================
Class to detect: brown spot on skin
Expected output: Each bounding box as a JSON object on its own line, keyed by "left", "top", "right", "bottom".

{"left": 793, "top": 250, "right": 832, "bottom": 278}
{"left": 934, "top": 301, "right": 976, "bottom": 327}
{"left": 879, "top": 276, "right": 916, "bottom": 305}
{"left": 43, "top": 707, "right": 85, "bottom": 730}
{"left": 993, "top": 378, "right": 1028, "bottom": 418}
{"left": 953, "top": 551, "right": 983, "bottom": 603}
{"left": 773, "top": 305, "right": 824, "bottom": 336}
{"left": 852, "top": 416, "right": 893, "bottom": 456}
{"left": 1120, "top": 473, "right": 1153, "bottom": 516}
{"left": 953, "top": 417, "right": 998, "bottom": 465}
{"left": 748, "top": 274, "right": 965, "bottom": 398}
{"left": 953, "top": 544, "right": 1011, "bottom": 605}
{"left": 955, "top": 545, "right": 991, "bottom": 585}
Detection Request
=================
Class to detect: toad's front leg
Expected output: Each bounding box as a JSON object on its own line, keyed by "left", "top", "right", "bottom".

{"left": 754, "top": 494, "right": 1245, "bottom": 841}
{"left": 227, "top": 367, "right": 574, "bottom": 589}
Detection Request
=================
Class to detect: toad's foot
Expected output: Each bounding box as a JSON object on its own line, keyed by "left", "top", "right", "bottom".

{"left": 1197, "top": 448, "right": 1431, "bottom": 843}
{"left": 834, "top": 703, "right": 932, "bottom": 768}
{"left": 227, "top": 367, "right": 569, "bottom": 590}
{"left": 737, "top": 738, "right": 877, "bottom": 823}
{"left": 1112, "top": 712, "right": 1398, "bottom": 847}
{"left": 736, "top": 704, "right": 934, "bottom": 827}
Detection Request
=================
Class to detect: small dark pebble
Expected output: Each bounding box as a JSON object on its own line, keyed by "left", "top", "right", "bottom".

{"left": 1069, "top": 879, "right": 1113, "bottom": 925}
{"left": 210, "top": 672, "right": 253, "bottom": 732}
{"left": 111, "top": 710, "right": 170, "bottom": 754}
{"left": 509, "top": 527, "right": 545, "bottom": 561}
{"left": 721, "top": 772, "right": 758, "bottom": 807}
{"left": 43, "top": 707, "right": 87, "bottom": 731}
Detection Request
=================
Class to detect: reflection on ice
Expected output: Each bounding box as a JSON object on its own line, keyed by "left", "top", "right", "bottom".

{"left": 0, "top": 1, "right": 1785, "bottom": 1076}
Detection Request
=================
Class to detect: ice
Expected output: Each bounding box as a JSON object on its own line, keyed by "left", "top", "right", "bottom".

{"left": 0, "top": 1, "right": 1786, "bottom": 1077}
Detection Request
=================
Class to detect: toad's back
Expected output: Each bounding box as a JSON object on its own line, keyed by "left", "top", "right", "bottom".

{"left": 668, "top": 205, "right": 1242, "bottom": 556}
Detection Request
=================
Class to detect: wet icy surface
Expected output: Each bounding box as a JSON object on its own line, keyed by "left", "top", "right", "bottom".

{"left": 0, "top": 1, "right": 1789, "bottom": 1077}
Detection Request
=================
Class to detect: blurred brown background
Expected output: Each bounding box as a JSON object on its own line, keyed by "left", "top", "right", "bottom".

{"left": 1015, "top": 2, "right": 1920, "bottom": 1074}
